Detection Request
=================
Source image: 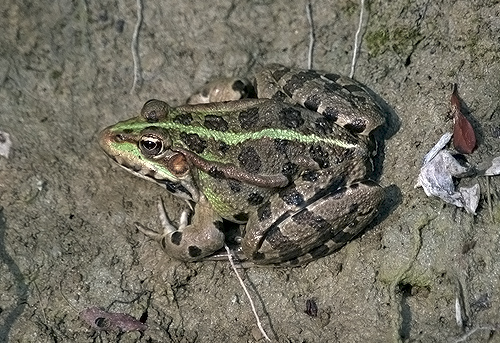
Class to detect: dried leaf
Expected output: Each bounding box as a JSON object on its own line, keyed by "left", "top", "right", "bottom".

{"left": 451, "top": 84, "right": 476, "bottom": 154}
{"left": 80, "top": 307, "right": 147, "bottom": 332}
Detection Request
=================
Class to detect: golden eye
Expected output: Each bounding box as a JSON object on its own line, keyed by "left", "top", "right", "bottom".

{"left": 139, "top": 135, "right": 163, "bottom": 156}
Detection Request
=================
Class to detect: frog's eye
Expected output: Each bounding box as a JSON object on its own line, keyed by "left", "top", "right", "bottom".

{"left": 139, "top": 135, "right": 164, "bottom": 156}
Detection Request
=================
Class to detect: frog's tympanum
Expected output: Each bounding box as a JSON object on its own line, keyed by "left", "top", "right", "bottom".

{"left": 99, "top": 64, "right": 386, "bottom": 266}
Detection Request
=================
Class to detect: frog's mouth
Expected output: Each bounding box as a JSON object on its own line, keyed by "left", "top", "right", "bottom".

{"left": 110, "top": 157, "right": 198, "bottom": 202}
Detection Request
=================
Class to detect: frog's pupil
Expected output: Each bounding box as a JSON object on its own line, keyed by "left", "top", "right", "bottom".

{"left": 144, "top": 140, "right": 156, "bottom": 150}
{"left": 140, "top": 137, "right": 162, "bottom": 155}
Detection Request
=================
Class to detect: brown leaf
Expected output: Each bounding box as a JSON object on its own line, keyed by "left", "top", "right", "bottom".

{"left": 451, "top": 84, "right": 476, "bottom": 154}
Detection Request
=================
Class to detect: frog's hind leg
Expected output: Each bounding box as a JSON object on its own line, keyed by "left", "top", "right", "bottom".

{"left": 242, "top": 180, "right": 384, "bottom": 266}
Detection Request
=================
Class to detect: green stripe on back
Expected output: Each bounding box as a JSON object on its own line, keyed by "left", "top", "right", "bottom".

{"left": 114, "top": 121, "right": 356, "bottom": 149}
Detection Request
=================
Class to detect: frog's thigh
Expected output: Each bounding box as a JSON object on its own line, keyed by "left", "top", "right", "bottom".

{"left": 243, "top": 180, "right": 384, "bottom": 265}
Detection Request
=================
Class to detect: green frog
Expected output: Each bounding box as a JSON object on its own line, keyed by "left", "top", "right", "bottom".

{"left": 99, "top": 64, "right": 385, "bottom": 266}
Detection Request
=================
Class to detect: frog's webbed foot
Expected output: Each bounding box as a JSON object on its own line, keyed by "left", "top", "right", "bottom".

{"left": 136, "top": 198, "right": 225, "bottom": 262}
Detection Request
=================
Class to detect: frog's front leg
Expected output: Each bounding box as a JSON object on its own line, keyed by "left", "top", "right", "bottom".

{"left": 137, "top": 196, "right": 225, "bottom": 262}
{"left": 241, "top": 180, "right": 384, "bottom": 265}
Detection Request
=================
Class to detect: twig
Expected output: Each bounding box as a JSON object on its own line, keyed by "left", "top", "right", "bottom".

{"left": 349, "top": 0, "right": 365, "bottom": 78}
{"left": 224, "top": 245, "right": 271, "bottom": 342}
{"left": 306, "top": 2, "right": 315, "bottom": 70}
{"left": 455, "top": 296, "right": 463, "bottom": 327}
{"left": 486, "top": 176, "right": 494, "bottom": 223}
{"left": 130, "top": 0, "right": 144, "bottom": 94}
{"left": 453, "top": 326, "right": 496, "bottom": 343}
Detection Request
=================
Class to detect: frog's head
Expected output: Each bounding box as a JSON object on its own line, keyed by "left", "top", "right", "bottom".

{"left": 98, "top": 100, "right": 200, "bottom": 202}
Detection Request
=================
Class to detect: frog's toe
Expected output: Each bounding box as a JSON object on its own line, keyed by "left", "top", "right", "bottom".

{"left": 135, "top": 222, "right": 163, "bottom": 240}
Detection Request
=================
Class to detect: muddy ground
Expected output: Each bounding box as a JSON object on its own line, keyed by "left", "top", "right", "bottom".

{"left": 1, "top": 0, "right": 500, "bottom": 342}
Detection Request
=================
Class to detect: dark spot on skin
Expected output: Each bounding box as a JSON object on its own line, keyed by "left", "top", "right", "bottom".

{"left": 208, "top": 166, "right": 225, "bottom": 179}
{"left": 323, "top": 107, "right": 339, "bottom": 122}
{"left": 228, "top": 180, "right": 242, "bottom": 193}
{"left": 349, "top": 217, "right": 360, "bottom": 227}
{"left": 279, "top": 187, "right": 304, "bottom": 206}
{"left": 234, "top": 212, "right": 249, "bottom": 222}
{"left": 302, "top": 170, "right": 319, "bottom": 182}
{"left": 258, "top": 201, "right": 271, "bottom": 221}
{"left": 282, "top": 162, "right": 298, "bottom": 179}
{"left": 238, "top": 107, "right": 259, "bottom": 129}
{"left": 309, "top": 145, "right": 329, "bottom": 168}
{"left": 204, "top": 115, "right": 229, "bottom": 132}
{"left": 326, "top": 177, "right": 347, "bottom": 192}
{"left": 163, "top": 180, "right": 192, "bottom": 198}
{"left": 122, "top": 128, "right": 133, "bottom": 134}
{"left": 252, "top": 251, "right": 266, "bottom": 260}
{"left": 279, "top": 107, "right": 304, "bottom": 128}
{"left": 271, "top": 66, "right": 291, "bottom": 81}
{"left": 331, "top": 228, "right": 357, "bottom": 244}
{"left": 218, "top": 141, "right": 230, "bottom": 154}
{"left": 283, "top": 70, "right": 319, "bottom": 95}
{"left": 323, "top": 73, "right": 341, "bottom": 82}
{"left": 308, "top": 244, "right": 330, "bottom": 259}
{"left": 201, "top": 87, "right": 210, "bottom": 97}
{"left": 304, "top": 93, "right": 322, "bottom": 112}
{"left": 188, "top": 246, "right": 202, "bottom": 257}
{"left": 314, "top": 117, "right": 333, "bottom": 135}
{"left": 232, "top": 79, "right": 251, "bottom": 98}
{"left": 344, "top": 120, "right": 367, "bottom": 134}
{"left": 323, "top": 81, "right": 342, "bottom": 93}
{"left": 271, "top": 91, "right": 289, "bottom": 102}
{"left": 274, "top": 139, "right": 289, "bottom": 154}
{"left": 292, "top": 209, "right": 330, "bottom": 234}
{"left": 232, "top": 79, "right": 245, "bottom": 91}
{"left": 264, "top": 224, "right": 301, "bottom": 253}
{"left": 343, "top": 84, "right": 365, "bottom": 94}
{"left": 180, "top": 132, "right": 207, "bottom": 153}
{"left": 329, "top": 186, "right": 348, "bottom": 200}
{"left": 238, "top": 146, "right": 261, "bottom": 173}
{"left": 171, "top": 232, "right": 183, "bottom": 245}
{"left": 348, "top": 203, "right": 360, "bottom": 214}
{"left": 289, "top": 258, "right": 300, "bottom": 265}
{"left": 247, "top": 192, "right": 264, "bottom": 206}
{"left": 173, "top": 113, "right": 193, "bottom": 125}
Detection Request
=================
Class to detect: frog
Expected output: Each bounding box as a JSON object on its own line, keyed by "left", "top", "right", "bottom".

{"left": 98, "top": 64, "right": 386, "bottom": 266}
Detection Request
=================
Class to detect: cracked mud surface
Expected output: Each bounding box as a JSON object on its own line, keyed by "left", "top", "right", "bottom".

{"left": 1, "top": 0, "right": 500, "bottom": 342}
